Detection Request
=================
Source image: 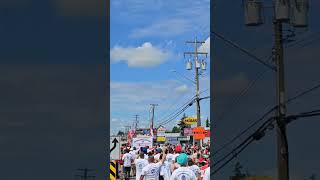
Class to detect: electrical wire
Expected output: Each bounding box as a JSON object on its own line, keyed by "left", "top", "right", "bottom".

{"left": 212, "top": 30, "right": 276, "bottom": 71}
{"left": 212, "top": 116, "right": 276, "bottom": 175}
{"left": 212, "top": 81, "right": 320, "bottom": 157}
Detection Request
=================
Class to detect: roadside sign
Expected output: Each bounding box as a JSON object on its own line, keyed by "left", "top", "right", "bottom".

{"left": 184, "top": 128, "right": 193, "bottom": 136}
{"left": 205, "top": 130, "right": 210, "bottom": 137}
{"left": 110, "top": 160, "right": 118, "bottom": 180}
{"left": 183, "top": 117, "right": 198, "bottom": 125}
{"left": 166, "top": 137, "right": 179, "bottom": 145}
{"left": 164, "top": 133, "right": 180, "bottom": 137}
{"left": 157, "top": 136, "right": 166, "bottom": 142}
{"left": 157, "top": 126, "right": 166, "bottom": 136}
{"left": 193, "top": 127, "right": 205, "bottom": 140}
{"left": 178, "top": 136, "right": 190, "bottom": 141}
{"left": 110, "top": 136, "right": 120, "bottom": 160}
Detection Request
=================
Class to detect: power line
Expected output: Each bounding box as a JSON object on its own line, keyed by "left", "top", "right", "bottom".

{"left": 155, "top": 95, "right": 196, "bottom": 124}
{"left": 213, "top": 81, "right": 320, "bottom": 157}
{"left": 212, "top": 30, "right": 277, "bottom": 71}
{"left": 212, "top": 116, "right": 276, "bottom": 175}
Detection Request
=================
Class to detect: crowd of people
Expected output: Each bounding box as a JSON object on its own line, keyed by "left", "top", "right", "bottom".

{"left": 119, "top": 142, "right": 210, "bottom": 180}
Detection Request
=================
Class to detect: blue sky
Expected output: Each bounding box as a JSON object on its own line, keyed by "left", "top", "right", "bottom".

{"left": 110, "top": 0, "right": 210, "bottom": 135}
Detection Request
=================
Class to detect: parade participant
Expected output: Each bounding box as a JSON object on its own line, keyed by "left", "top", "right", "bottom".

{"left": 159, "top": 153, "right": 171, "bottom": 180}
{"left": 166, "top": 147, "right": 175, "bottom": 164}
{"left": 170, "top": 153, "right": 197, "bottom": 180}
{"left": 130, "top": 147, "right": 137, "bottom": 176}
{"left": 122, "top": 149, "right": 134, "bottom": 180}
{"left": 173, "top": 145, "right": 182, "bottom": 159}
{"left": 187, "top": 158, "right": 201, "bottom": 179}
{"left": 135, "top": 152, "right": 149, "bottom": 180}
{"left": 171, "top": 156, "right": 180, "bottom": 173}
{"left": 140, "top": 153, "right": 167, "bottom": 180}
{"left": 202, "top": 167, "right": 210, "bottom": 180}
{"left": 154, "top": 148, "right": 162, "bottom": 161}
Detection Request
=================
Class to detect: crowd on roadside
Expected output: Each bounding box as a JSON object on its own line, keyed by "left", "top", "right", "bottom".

{"left": 119, "top": 142, "right": 210, "bottom": 180}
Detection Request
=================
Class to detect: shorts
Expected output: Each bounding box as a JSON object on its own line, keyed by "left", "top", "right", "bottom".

{"left": 123, "top": 166, "right": 131, "bottom": 174}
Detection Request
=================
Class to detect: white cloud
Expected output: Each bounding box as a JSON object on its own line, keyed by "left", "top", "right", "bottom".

{"left": 175, "top": 85, "right": 189, "bottom": 94}
{"left": 130, "top": 19, "right": 192, "bottom": 38}
{"left": 110, "top": 42, "right": 171, "bottom": 68}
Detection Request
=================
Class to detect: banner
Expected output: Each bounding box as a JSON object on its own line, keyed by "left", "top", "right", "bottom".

{"left": 132, "top": 136, "right": 153, "bottom": 149}
{"left": 183, "top": 117, "right": 198, "bottom": 125}
{"left": 184, "top": 128, "right": 193, "bottom": 136}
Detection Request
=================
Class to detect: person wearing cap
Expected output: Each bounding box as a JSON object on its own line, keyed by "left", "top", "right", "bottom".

{"left": 170, "top": 153, "right": 197, "bottom": 180}
{"left": 140, "top": 153, "right": 167, "bottom": 180}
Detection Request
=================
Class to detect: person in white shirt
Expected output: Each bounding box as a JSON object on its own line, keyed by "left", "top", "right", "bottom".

{"left": 187, "top": 158, "right": 201, "bottom": 179}
{"left": 122, "top": 149, "right": 134, "bottom": 180}
{"left": 170, "top": 153, "right": 197, "bottom": 180}
{"left": 166, "top": 148, "right": 175, "bottom": 164}
{"left": 140, "top": 153, "right": 167, "bottom": 180}
{"left": 130, "top": 147, "right": 137, "bottom": 176}
{"left": 135, "top": 152, "right": 149, "bottom": 180}
{"left": 154, "top": 148, "right": 162, "bottom": 161}
{"left": 159, "top": 152, "right": 171, "bottom": 180}
{"left": 202, "top": 167, "right": 210, "bottom": 180}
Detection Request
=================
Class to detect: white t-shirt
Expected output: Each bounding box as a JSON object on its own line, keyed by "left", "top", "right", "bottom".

{"left": 154, "top": 153, "right": 161, "bottom": 161}
{"left": 160, "top": 161, "right": 171, "bottom": 180}
{"left": 144, "top": 154, "right": 148, "bottom": 160}
{"left": 122, "top": 153, "right": 133, "bottom": 167}
{"left": 166, "top": 153, "right": 175, "bottom": 163}
{"left": 130, "top": 151, "right": 136, "bottom": 159}
{"left": 141, "top": 162, "right": 162, "bottom": 180}
{"left": 188, "top": 165, "right": 201, "bottom": 177}
{"left": 202, "top": 167, "right": 210, "bottom": 180}
{"left": 135, "top": 158, "right": 149, "bottom": 180}
{"left": 173, "top": 153, "right": 180, "bottom": 160}
{"left": 170, "top": 167, "right": 197, "bottom": 180}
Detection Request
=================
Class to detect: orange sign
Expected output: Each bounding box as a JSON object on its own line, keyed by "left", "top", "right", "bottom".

{"left": 193, "top": 127, "right": 205, "bottom": 140}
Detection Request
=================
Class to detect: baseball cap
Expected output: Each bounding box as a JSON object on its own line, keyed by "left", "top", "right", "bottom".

{"left": 176, "top": 153, "right": 188, "bottom": 166}
{"left": 175, "top": 144, "right": 182, "bottom": 153}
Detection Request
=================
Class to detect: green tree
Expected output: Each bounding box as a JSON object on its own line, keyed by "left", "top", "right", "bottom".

{"left": 172, "top": 126, "right": 181, "bottom": 133}
{"left": 117, "top": 130, "right": 125, "bottom": 136}
{"left": 206, "top": 117, "right": 210, "bottom": 127}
